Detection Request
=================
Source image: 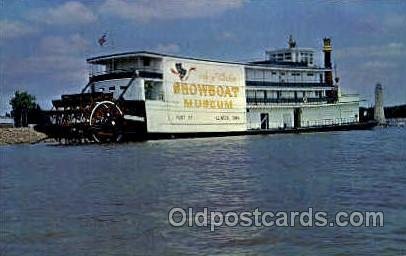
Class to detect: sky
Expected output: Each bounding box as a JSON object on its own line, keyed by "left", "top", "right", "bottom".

{"left": 1, "top": 0, "right": 405, "bottom": 113}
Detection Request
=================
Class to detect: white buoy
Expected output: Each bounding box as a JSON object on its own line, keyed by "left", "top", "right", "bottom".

{"left": 374, "top": 83, "right": 386, "bottom": 124}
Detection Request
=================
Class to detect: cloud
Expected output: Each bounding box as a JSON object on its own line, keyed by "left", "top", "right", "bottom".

{"left": 10, "top": 34, "right": 90, "bottom": 79}
{"left": 39, "top": 34, "right": 90, "bottom": 55}
{"left": 29, "top": 1, "right": 97, "bottom": 25}
{"left": 335, "top": 42, "right": 406, "bottom": 59}
{"left": 0, "top": 20, "right": 38, "bottom": 40}
{"left": 217, "top": 31, "right": 237, "bottom": 42}
{"left": 154, "top": 43, "right": 180, "bottom": 54}
{"left": 8, "top": 55, "right": 87, "bottom": 82}
{"left": 361, "top": 61, "right": 397, "bottom": 69}
{"left": 3, "top": 34, "right": 91, "bottom": 108}
{"left": 99, "top": 0, "right": 245, "bottom": 22}
{"left": 383, "top": 13, "right": 406, "bottom": 29}
{"left": 1, "top": 51, "right": 88, "bottom": 111}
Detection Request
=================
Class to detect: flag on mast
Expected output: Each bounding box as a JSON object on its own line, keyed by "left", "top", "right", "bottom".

{"left": 98, "top": 33, "right": 107, "bottom": 46}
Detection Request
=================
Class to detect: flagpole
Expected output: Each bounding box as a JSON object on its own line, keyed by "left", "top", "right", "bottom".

{"left": 109, "top": 30, "right": 115, "bottom": 51}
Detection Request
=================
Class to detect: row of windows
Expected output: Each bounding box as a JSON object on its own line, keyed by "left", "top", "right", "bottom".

{"left": 271, "top": 52, "right": 314, "bottom": 58}
{"left": 246, "top": 90, "right": 326, "bottom": 99}
{"left": 247, "top": 69, "right": 320, "bottom": 78}
{"left": 281, "top": 72, "right": 315, "bottom": 76}
{"left": 104, "top": 57, "right": 153, "bottom": 73}
{"left": 270, "top": 52, "right": 314, "bottom": 62}
{"left": 96, "top": 85, "right": 127, "bottom": 92}
{"left": 246, "top": 70, "right": 323, "bottom": 83}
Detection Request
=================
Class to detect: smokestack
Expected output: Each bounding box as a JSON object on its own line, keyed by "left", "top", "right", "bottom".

{"left": 323, "top": 38, "right": 333, "bottom": 86}
{"left": 288, "top": 35, "right": 296, "bottom": 49}
{"left": 374, "top": 83, "right": 386, "bottom": 124}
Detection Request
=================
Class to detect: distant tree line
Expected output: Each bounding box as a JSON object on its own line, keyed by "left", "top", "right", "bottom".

{"left": 9, "top": 91, "right": 44, "bottom": 127}
{"left": 359, "top": 104, "right": 406, "bottom": 122}
{"left": 384, "top": 105, "right": 406, "bottom": 118}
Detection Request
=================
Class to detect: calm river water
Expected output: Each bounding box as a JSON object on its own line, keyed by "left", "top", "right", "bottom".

{"left": 1, "top": 128, "right": 405, "bottom": 255}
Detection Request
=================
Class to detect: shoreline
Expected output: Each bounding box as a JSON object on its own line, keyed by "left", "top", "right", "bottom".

{"left": 0, "top": 127, "right": 48, "bottom": 145}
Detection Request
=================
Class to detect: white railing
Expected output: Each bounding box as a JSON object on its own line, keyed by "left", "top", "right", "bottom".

{"left": 89, "top": 67, "right": 162, "bottom": 77}
{"left": 301, "top": 117, "right": 357, "bottom": 128}
{"left": 247, "top": 117, "right": 358, "bottom": 130}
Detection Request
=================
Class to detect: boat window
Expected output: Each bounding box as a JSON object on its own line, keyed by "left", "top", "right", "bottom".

{"left": 305, "top": 91, "right": 316, "bottom": 98}
{"left": 246, "top": 90, "right": 256, "bottom": 98}
{"left": 143, "top": 57, "right": 151, "bottom": 67}
{"left": 246, "top": 69, "right": 255, "bottom": 80}
{"left": 109, "top": 86, "right": 115, "bottom": 91}
{"left": 256, "top": 90, "right": 265, "bottom": 99}
{"left": 281, "top": 91, "right": 295, "bottom": 99}
{"left": 268, "top": 91, "right": 278, "bottom": 99}
{"left": 255, "top": 70, "right": 264, "bottom": 80}
{"left": 145, "top": 80, "right": 164, "bottom": 101}
{"left": 264, "top": 70, "right": 272, "bottom": 80}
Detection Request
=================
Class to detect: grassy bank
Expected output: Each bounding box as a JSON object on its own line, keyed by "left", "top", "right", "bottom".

{"left": 0, "top": 127, "right": 48, "bottom": 145}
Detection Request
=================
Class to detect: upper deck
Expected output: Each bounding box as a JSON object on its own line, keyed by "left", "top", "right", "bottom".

{"left": 87, "top": 51, "right": 164, "bottom": 83}
{"left": 85, "top": 37, "right": 338, "bottom": 109}
{"left": 86, "top": 50, "right": 330, "bottom": 85}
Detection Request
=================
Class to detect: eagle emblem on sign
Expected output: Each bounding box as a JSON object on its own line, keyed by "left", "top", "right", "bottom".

{"left": 171, "top": 63, "right": 196, "bottom": 81}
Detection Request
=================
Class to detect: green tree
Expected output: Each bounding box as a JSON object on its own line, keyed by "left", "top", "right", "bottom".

{"left": 9, "top": 91, "right": 37, "bottom": 127}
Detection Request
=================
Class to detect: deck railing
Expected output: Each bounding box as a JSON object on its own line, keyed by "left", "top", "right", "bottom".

{"left": 89, "top": 67, "right": 162, "bottom": 77}
{"left": 300, "top": 117, "right": 357, "bottom": 128}
{"left": 248, "top": 117, "right": 358, "bottom": 130}
{"left": 246, "top": 97, "right": 336, "bottom": 105}
{"left": 246, "top": 81, "right": 332, "bottom": 87}
{"left": 88, "top": 68, "right": 163, "bottom": 82}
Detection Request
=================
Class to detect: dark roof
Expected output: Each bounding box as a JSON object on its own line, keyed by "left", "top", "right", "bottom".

{"left": 86, "top": 51, "right": 243, "bottom": 65}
